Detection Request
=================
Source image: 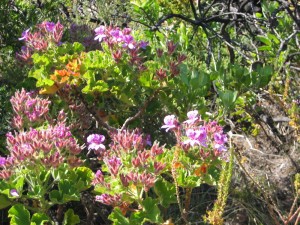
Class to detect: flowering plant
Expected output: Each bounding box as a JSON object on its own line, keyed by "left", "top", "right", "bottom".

{"left": 0, "top": 89, "right": 93, "bottom": 224}
{"left": 89, "top": 110, "right": 229, "bottom": 224}
{"left": 12, "top": 21, "right": 232, "bottom": 224}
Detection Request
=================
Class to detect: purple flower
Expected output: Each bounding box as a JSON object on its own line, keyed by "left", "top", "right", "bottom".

{"left": 184, "top": 127, "right": 207, "bottom": 147}
{"left": 122, "top": 35, "right": 135, "bottom": 49}
{"left": 45, "top": 22, "right": 56, "bottom": 32}
{"left": 183, "top": 110, "right": 199, "bottom": 124}
{"left": 94, "top": 26, "right": 107, "bottom": 42}
{"left": 161, "top": 115, "right": 179, "bottom": 132}
{"left": 214, "top": 143, "right": 227, "bottom": 152}
{"left": 10, "top": 189, "right": 19, "bottom": 197}
{"left": 213, "top": 133, "right": 228, "bottom": 145}
{"left": 0, "top": 157, "right": 6, "bottom": 166}
{"left": 139, "top": 41, "right": 149, "bottom": 49}
{"left": 110, "top": 29, "right": 122, "bottom": 42}
{"left": 18, "top": 29, "right": 30, "bottom": 41}
{"left": 87, "top": 134, "right": 106, "bottom": 152}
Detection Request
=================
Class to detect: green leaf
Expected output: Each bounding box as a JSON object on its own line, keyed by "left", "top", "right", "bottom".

{"left": 62, "top": 209, "right": 80, "bottom": 225}
{"left": 129, "top": 211, "right": 144, "bottom": 225}
{"left": 256, "top": 35, "right": 272, "bottom": 46}
{"left": 14, "top": 176, "right": 24, "bottom": 190}
{"left": 219, "top": 90, "right": 238, "bottom": 109}
{"left": 8, "top": 204, "right": 30, "bottom": 225}
{"left": 93, "top": 80, "right": 109, "bottom": 92}
{"left": 49, "top": 190, "right": 63, "bottom": 204}
{"left": 0, "top": 194, "right": 11, "bottom": 209}
{"left": 179, "top": 64, "right": 189, "bottom": 85}
{"left": 72, "top": 42, "right": 85, "bottom": 52}
{"left": 109, "top": 207, "right": 130, "bottom": 225}
{"left": 30, "top": 213, "right": 50, "bottom": 225}
{"left": 139, "top": 72, "right": 152, "bottom": 87}
{"left": 154, "top": 179, "right": 177, "bottom": 207}
{"left": 258, "top": 46, "right": 272, "bottom": 51}
{"left": 141, "top": 197, "right": 163, "bottom": 223}
{"left": 267, "top": 33, "right": 280, "bottom": 44}
{"left": 73, "top": 167, "right": 93, "bottom": 191}
{"left": 59, "top": 180, "right": 80, "bottom": 203}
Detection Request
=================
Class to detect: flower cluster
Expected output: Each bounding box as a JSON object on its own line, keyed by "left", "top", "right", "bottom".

{"left": 10, "top": 89, "right": 50, "bottom": 129}
{"left": 94, "top": 26, "right": 148, "bottom": 50}
{"left": 0, "top": 122, "right": 82, "bottom": 180}
{"left": 16, "top": 21, "right": 64, "bottom": 63}
{"left": 155, "top": 40, "right": 187, "bottom": 80}
{"left": 109, "top": 129, "right": 152, "bottom": 153}
{"left": 0, "top": 91, "right": 83, "bottom": 180}
{"left": 162, "top": 110, "right": 228, "bottom": 160}
{"left": 90, "top": 129, "right": 165, "bottom": 210}
{"left": 94, "top": 25, "right": 148, "bottom": 69}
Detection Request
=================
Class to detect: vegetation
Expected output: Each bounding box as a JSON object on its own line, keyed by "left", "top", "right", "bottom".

{"left": 0, "top": 0, "right": 299, "bottom": 224}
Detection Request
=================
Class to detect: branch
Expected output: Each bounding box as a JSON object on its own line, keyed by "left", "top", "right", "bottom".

{"left": 189, "top": 0, "right": 198, "bottom": 20}
{"left": 72, "top": 87, "right": 117, "bottom": 132}
{"left": 277, "top": 30, "right": 300, "bottom": 56}
{"left": 151, "top": 14, "right": 200, "bottom": 31}
{"left": 121, "top": 89, "right": 160, "bottom": 130}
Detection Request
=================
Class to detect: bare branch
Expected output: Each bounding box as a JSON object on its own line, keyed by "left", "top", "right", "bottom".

{"left": 189, "top": 0, "right": 198, "bottom": 20}
{"left": 121, "top": 88, "right": 160, "bottom": 130}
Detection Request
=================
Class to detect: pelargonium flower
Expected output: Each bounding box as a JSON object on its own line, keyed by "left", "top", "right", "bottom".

{"left": 161, "top": 115, "right": 179, "bottom": 132}
{"left": 87, "top": 134, "right": 106, "bottom": 152}
{"left": 122, "top": 35, "right": 135, "bottom": 49}
{"left": 213, "top": 133, "right": 228, "bottom": 145}
{"left": 214, "top": 143, "right": 227, "bottom": 152}
{"left": 183, "top": 110, "right": 199, "bottom": 125}
{"left": 0, "top": 157, "right": 6, "bottom": 167}
{"left": 106, "top": 156, "right": 122, "bottom": 176}
{"left": 95, "top": 193, "right": 122, "bottom": 206}
{"left": 94, "top": 26, "right": 107, "bottom": 42}
{"left": 139, "top": 41, "right": 149, "bottom": 49}
{"left": 10, "top": 189, "right": 19, "bottom": 197}
{"left": 184, "top": 127, "right": 207, "bottom": 147}
{"left": 45, "top": 22, "right": 56, "bottom": 32}
{"left": 18, "top": 29, "right": 30, "bottom": 41}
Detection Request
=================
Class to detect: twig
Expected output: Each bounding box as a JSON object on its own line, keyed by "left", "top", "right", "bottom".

{"left": 189, "top": 0, "right": 198, "bottom": 20}
{"left": 121, "top": 89, "right": 160, "bottom": 130}
{"left": 72, "top": 87, "right": 117, "bottom": 132}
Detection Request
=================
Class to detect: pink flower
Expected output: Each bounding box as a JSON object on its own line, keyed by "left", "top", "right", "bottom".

{"left": 92, "top": 170, "right": 105, "bottom": 185}
{"left": 183, "top": 110, "right": 199, "bottom": 125}
{"left": 213, "top": 133, "right": 228, "bottom": 145}
{"left": 10, "top": 189, "right": 19, "bottom": 197}
{"left": 87, "top": 134, "right": 106, "bottom": 152}
{"left": 18, "top": 29, "right": 30, "bottom": 41}
{"left": 184, "top": 128, "right": 207, "bottom": 147}
{"left": 161, "top": 115, "right": 179, "bottom": 132}
{"left": 94, "top": 26, "right": 107, "bottom": 42}
{"left": 95, "top": 193, "right": 122, "bottom": 206}
{"left": 45, "top": 22, "right": 56, "bottom": 32}
{"left": 0, "top": 157, "right": 6, "bottom": 167}
{"left": 106, "top": 156, "right": 122, "bottom": 176}
{"left": 139, "top": 41, "right": 149, "bottom": 49}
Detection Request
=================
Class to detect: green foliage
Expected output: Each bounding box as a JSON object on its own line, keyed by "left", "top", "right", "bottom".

{"left": 62, "top": 209, "right": 80, "bottom": 225}
{"left": 8, "top": 204, "right": 30, "bottom": 225}
{"left": 30, "top": 213, "right": 50, "bottom": 225}
{"left": 109, "top": 208, "right": 130, "bottom": 225}
{"left": 154, "top": 179, "right": 177, "bottom": 207}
